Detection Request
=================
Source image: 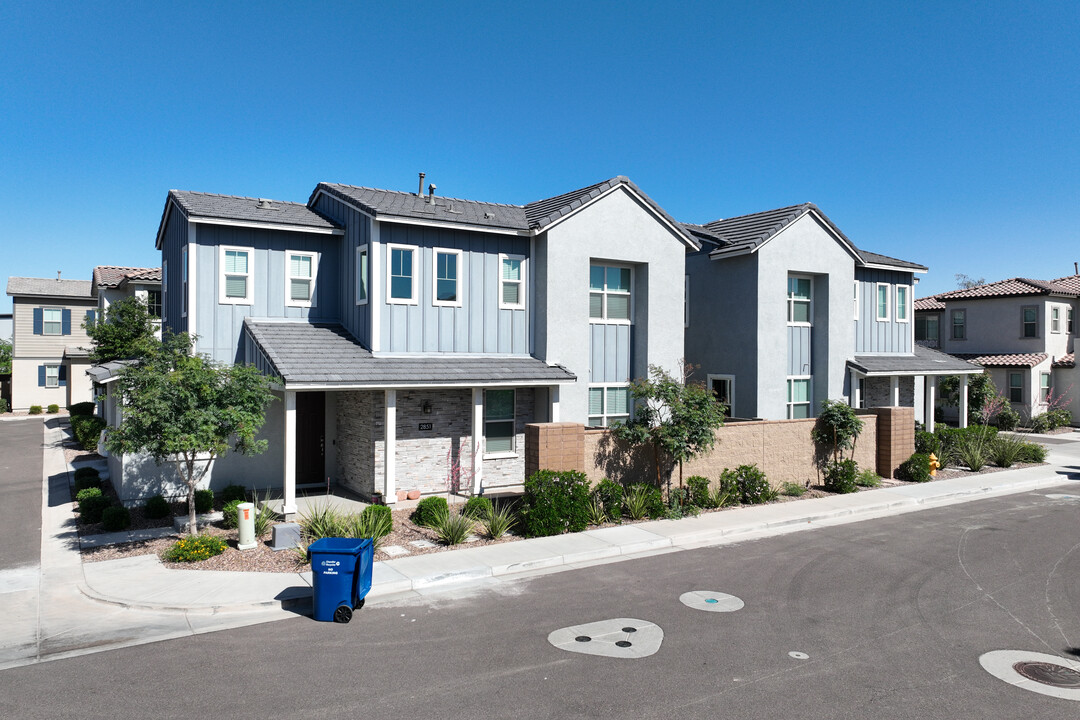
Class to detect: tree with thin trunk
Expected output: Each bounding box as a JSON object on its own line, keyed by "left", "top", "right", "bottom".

{"left": 82, "top": 296, "right": 158, "bottom": 364}
{"left": 105, "top": 332, "right": 275, "bottom": 534}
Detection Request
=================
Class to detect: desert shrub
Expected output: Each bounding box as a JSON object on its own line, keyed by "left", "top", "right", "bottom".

{"left": 520, "top": 470, "right": 591, "bottom": 537}
{"left": 722, "top": 464, "right": 775, "bottom": 504}
{"left": 252, "top": 494, "right": 277, "bottom": 538}
{"left": 855, "top": 469, "right": 882, "bottom": 487}
{"left": 823, "top": 459, "right": 859, "bottom": 494}
{"left": 1030, "top": 413, "right": 1051, "bottom": 433}
{"left": 590, "top": 479, "right": 624, "bottom": 520}
{"left": 101, "top": 505, "right": 131, "bottom": 532}
{"left": 163, "top": 534, "right": 228, "bottom": 563}
{"left": 990, "top": 434, "right": 1027, "bottom": 468}
{"left": 28, "top": 405, "right": 42, "bottom": 415}
{"left": 432, "top": 510, "right": 475, "bottom": 545}
{"left": 222, "top": 499, "right": 243, "bottom": 529}
{"left": 622, "top": 483, "right": 665, "bottom": 520}
{"left": 462, "top": 496, "right": 493, "bottom": 520}
{"left": 0, "top": 399, "right": 8, "bottom": 414}
{"left": 482, "top": 502, "right": 516, "bottom": 539}
{"left": 144, "top": 494, "right": 171, "bottom": 519}
{"left": 194, "top": 489, "right": 214, "bottom": 514}
{"left": 73, "top": 467, "right": 101, "bottom": 492}
{"left": 1050, "top": 409, "right": 1072, "bottom": 428}
{"left": 936, "top": 426, "right": 997, "bottom": 467}
{"left": 46, "top": 403, "right": 59, "bottom": 414}
{"left": 219, "top": 484, "right": 248, "bottom": 504}
{"left": 915, "top": 430, "right": 941, "bottom": 458}
{"left": 954, "top": 429, "right": 995, "bottom": 471}
{"left": 899, "top": 453, "right": 932, "bottom": 482}
{"left": 345, "top": 505, "right": 394, "bottom": 549}
{"left": 686, "top": 476, "right": 715, "bottom": 508}
{"left": 1015, "top": 442, "right": 1047, "bottom": 464}
{"left": 665, "top": 487, "right": 698, "bottom": 519}
{"left": 780, "top": 481, "right": 806, "bottom": 497}
{"left": 411, "top": 496, "right": 449, "bottom": 528}
{"left": 298, "top": 502, "right": 347, "bottom": 540}
{"left": 76, "top": 487, "right": 110, "bottom": 523}
{"left": 993, "top": 405, "right": 1020, "bottom": 431}
{"left": 67, "top": 401, "right": 96, "bottom": 416}
{"left": 69, "top": 415, "right": 106, "bottom": 451}
{"left": 586, "top": 495, "right": 608, "bottom": 525}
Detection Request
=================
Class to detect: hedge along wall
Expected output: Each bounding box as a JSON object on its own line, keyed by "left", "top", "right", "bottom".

{"left": 577, "top": 411, "right": 880, "bottom": 489}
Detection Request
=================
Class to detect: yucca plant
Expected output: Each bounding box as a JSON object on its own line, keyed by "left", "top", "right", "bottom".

{"left": 990, "top": 433, "right": 1027, "bottom": 468}
{"left": 586, "top": 495, "right": 608, "bottom": 526}
{"left": 433, "top": 510, "right": 474, "bottom": 545}
{"left": 252, "top": 489, "right": 279, "bottom": 538}
{"left": 954, "top": 430, "right": 991, "bottom": 471}
{"left": 622, "top": 484, "right": 651, "bottom": 520}
{"left": 482, "top": 502, "right": 516, "bottom": 539}
{"left": 345, "top": 505, "right": 394, "bottom": 549}
{"left": 298, "top": 501, "right": 347, "bottom": 541}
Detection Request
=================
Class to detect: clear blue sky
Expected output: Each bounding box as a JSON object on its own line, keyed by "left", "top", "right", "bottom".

{"left": 2, "top": 0, "right": 1078, "bottom": 314}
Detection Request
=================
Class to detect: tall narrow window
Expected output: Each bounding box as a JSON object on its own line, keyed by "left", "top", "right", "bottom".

{"left": 499, "top": 254, "right": 524, "bottom": 309}
{"left": 42, "top": 308, "right": 62, "bottom": 335}
{"left": 220, "top": 247, "right": 253, "bottom": 304}
{"left": 787, "top": 377, "right": 811, "bottom": 419}
{"left": 876, "top": 283, "right": 890, "bottom": 321}
{"left": 1022, "top": 307, "right": 1038, "bottom": 338}
{"left": 951, "top": 309, "right": 966, "bottom": 340}
{"left": 484, "top": 389, "right": 516, "bottom": 453}
{"left": 433, "top": 248, "right": 463, "bottom": 307}
{"left": 590, "top": 264, "right": 632, "bottom": 321}
{"left": 1069, "top": 307, "right": 1074, "bottom": 334}
{"left": 287, "top": 251, "right": 317, "bottom": 306}
{"left": 1008, "top": 372, "right": 1023, "bottom": 403}
{"left": 387, "top": 245, "right": 416, "bottom": 303}
{"left": 1040, "top": 373, "right": 1051, "bottom": 402}
{"left": 356, "top": 245, "right": 369, "bottom": 305}
{"left": 787, "top": 276, "right": 811, "bottom": 324}
{"left": 926, "top": 315, "right": 939, "bottom": 342}
{"left": 147, "top": 290, "right": 162, "bottom": 318}
{"left": 587, "top": 385, "right": 630, "bottom": 426}
{"left": 896, "top": 285, "right": 909, "bottom": 322}
{"left": 44, "top": 364, "right": 60, "bottom": 388}
{"left": 1051, "top": 307, "right": 1061, "bottom": 333}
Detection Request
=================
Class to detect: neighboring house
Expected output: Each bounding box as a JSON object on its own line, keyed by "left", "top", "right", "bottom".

{"left": 99, "top": 176, "right": 696, "bottom": 508}
{"left": 91, "top": 266, "right": 163, "bottom": 339}
{"left": 5, "top": 276, "right": 97, "bottom": 411}
{"left": 916, "top": 275, "right": 1080, "bottom": 423}
{"left": 0, "top": 312, "right": 12, "bottom": 341}
{"left": 683, "top": 203, "right": 980, "bottom": 428}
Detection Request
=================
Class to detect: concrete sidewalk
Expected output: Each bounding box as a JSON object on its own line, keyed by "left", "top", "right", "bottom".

{"left": 74, "top": 432, "right": 1080, "bottom": 615}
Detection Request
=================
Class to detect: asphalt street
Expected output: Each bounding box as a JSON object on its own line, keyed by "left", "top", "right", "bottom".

{"left": 0, "top": 419, "right": 44, "bottom": 569}
{"left": 4, "top": 487, "right": 1080, "bottom": 719}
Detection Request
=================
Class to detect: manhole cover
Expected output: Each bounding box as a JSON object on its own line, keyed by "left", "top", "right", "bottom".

{"left": 1013, "top": 661, "right": 1080, "bottom": 688}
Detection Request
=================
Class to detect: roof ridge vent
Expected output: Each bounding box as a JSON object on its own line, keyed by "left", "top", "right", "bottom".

{"left": 256, "top": 198, "right": 279, "bottom": 211}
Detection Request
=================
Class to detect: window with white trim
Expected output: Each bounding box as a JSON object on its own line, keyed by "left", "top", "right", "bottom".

{"left": 220, "top": 246, "right": 253, "bottom": 304}
{"left": 286, "top": 251, "right": 317, "bottom": 306}
{"left": 499, "top": 254, "right": 525, "bottom": 309}
{"left": 587, "top": 385, "right": 631, "bottom": 427}
{"left": 896, "top": 285, "right": 909, "bottom": 322}
{"left": 387, "top": 245, "right": 417, "bottom": 304}
{"left": 1022, "top": 306, "right": 1038, "bottom": 338}
{"left": 590, "top": 264, "right": 632, "bottom": 322}
{"left": 1040, "top": 372, "right": 1051, "bottom": 402}
{"left": 45, "top": 364, "right": 60, "bottom": 388}
{"left": 876, "top": 283, "right": 890, "bottom": 321}
{"left": 787, "top": 377, "right": 811, "bottom": 419}
{"left": 433, "top": 248, "right": 463, "bottom": 307}
{"left": 356, "top": 245, "right": 369, "bottom": 305}
{"left": 42, "top": 308, "right": 62, "bottom": 335}
{"left": 483, "top": 389, "right": 516, "bottom": 454}
{"left": 1008, "top": 372, "right": 1023, "bottom": 403}
{"left": 147, "top": 290, "right": 162, "bottom": 319}
{"left": 787, "top": 276, "right": 812, "bottom": 324}
{"left": 1051, "top": 306, "right": 1061, "bottom": 333}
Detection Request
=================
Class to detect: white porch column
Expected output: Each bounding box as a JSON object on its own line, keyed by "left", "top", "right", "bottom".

{"left": 890, "top": 376, "right": 900, "bottom": 407}
{"left": 384, "top": 389, "right": 397, "bottom": 504}
{"left": 282, "top": 390, "right": 297, "bottom": 516}
{"left": 550, "top": 385, "right": 561, "bottom": 422}
{"left": 959, "top": 375, "right": 969, "bottom": 429}
{"left": 849, "top": 369, "right": 860, "bottom": 409}
{"left": 924, "top": 376, "right": 936, "bottom": 433}
{"left": 472, "top": 388, "right": 484, "bottom": 495}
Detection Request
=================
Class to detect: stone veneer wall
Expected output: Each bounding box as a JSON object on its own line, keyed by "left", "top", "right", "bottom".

{"left": 336, "top": 390, "right": 379, "bottom": 498}
{"left": 864, "top": 376, "right": 915, "bottom": 409}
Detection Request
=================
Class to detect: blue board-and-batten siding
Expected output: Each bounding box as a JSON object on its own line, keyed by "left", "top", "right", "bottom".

{"left": 161, "top": 203, "right": 188, "bottom": 336}
{"left": 310, "top": 194, "right": 371, "bottom": 348}
{"left": 855, "top": 268, "right": 914, "bottom": 354}
{"left": 377, "top": 223, "right": 529, "bottom": 355}
{"left": 589, "top": 324, "right": 632, "bottom": 383}
{"left": 787, "top": 325, "right": 812, "bottom": 376}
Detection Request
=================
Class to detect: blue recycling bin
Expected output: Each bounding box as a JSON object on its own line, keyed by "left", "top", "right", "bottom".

{"left": 308, "top": 537, "right": 373, "bottom": 623}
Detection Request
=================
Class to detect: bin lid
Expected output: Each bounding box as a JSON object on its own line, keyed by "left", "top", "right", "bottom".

{"left": 308, "top": 537, "right": 370, "bottom": 554}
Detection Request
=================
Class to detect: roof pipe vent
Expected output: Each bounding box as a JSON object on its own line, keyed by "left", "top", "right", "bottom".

{"left": 418, "top": 172, "right": 425, "bottom": 196}
{"left": 428, "top": 183, "right": 437, "bottom": 205}
{"left": 256, "top": 198, "right": 274, "bottom": 210}
{"left": 57, "top": 271, "right": 62, "bottom": 281}
{"left": 1075, "top": 261, "right": 1078, "bottom": 275}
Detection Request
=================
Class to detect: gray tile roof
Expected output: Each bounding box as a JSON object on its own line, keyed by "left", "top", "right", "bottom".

{"left": 86, "top": 359, "right": 136, "bottom": 383}
{"left": 858, "top": 250, "right": 927, "bottom": 272}
{"left": 244, "top": 320, "right": 576, "bottom": 387}
{"left": 313, "top": 183, "right": 529, "bottom": 231}
{"left": 849, "top": 345, "right": 982, "bottom": 375}
{"left": 170, "top": 190, "right": 339, "bottom": 230}
{"left": 7, "top": 277, "right": 93, "bottom": 299}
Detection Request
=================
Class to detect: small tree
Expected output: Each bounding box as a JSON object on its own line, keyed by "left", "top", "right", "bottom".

{"left": 83, "top": 296, "right": 158, "bottom": 364}
{"left": 811, "top": 399, "right": 865, "bottom": 463}
{"left": 610, "top": 363, "right": 725, "bottom": 497}
{"left": 940, "top": 372, "right": 997, "bottom": 425}
{"left": 0, "top": 338, "right": 11, "bottom": 374}
{"left": 955, "top": 273, "right": 986, "bottom": 289}
{"left": 105, "top": 332, "right": 275, "bottom": 534}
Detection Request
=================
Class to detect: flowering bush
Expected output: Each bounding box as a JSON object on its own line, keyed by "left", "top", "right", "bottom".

{"left": 163, "top": 534, "right": 228, "bottom": 563}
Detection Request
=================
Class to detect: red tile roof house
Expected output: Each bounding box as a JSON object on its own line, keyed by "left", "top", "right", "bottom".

{"left": 915, "top": 274, "right": 1080, "bottom": 424}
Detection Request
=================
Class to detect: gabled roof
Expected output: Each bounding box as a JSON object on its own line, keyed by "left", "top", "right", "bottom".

{"left": 933, "top": 276, "right": 1080, "bottom": 301}
{"left": 93, "top": 266, "right": 161, "bottom": 290}
{"left": 1053, "top": 353, "right": 1075, "bottom": 368}
{"left": 7, "top": 277, "right": 93, "bottom": 299}
{"left": 914, "top": 296, "right": 946, "bottom": 311}
{"left": 157, "top": 190, "right": 340, "bottom": 248}
{"left": 954, "top": 352, "right": 1048, "bottom": 368}
{"left": 857, "top": 250, "right": 927, "bottom": 272}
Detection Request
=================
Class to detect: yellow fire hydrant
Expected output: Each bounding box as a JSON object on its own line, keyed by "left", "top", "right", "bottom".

{"left": 929, "top": 453, "right": 940, "bottom": 477}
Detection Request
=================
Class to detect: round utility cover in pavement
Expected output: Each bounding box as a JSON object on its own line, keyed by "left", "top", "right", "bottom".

{"left": 679, "top": 591, "right": 744, "bottom": 612}
{"left": 980, "top": 650, "right": 1080, "bottom": 701}
{"left": 548, "top": 618, "right": 663, "bottom": 659}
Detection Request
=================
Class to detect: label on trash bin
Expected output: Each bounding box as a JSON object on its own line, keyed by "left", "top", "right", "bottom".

{"left": 321, "top": 559, "right": 340, "bottom": 574}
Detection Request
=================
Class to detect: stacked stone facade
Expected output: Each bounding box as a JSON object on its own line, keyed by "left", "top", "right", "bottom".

{"left": 863, "top": 376, "right": 915, "bottom": 409}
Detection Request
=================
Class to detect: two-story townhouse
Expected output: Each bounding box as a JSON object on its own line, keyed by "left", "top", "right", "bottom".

{"left": 100, "top": 176, "right": 696, "bottom": 509}
{"left": 6, "top": 276, "right": 97, "bottom": 411}
{"left": 916, "top": 275, "right": 1080, "bottom": 423}
{"left": 684, "top": 203, "right": 980, "bottom": 429}
{"left": 91, "top": 266, "right": 163, "bottom": 338}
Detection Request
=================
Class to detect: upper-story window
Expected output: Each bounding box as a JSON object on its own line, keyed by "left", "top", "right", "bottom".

{"left": 287, "top": 251, "right": 317, "bottom": 307}
{"left": 1051, "top": 306, "right": 1061, "bottom": 333}
{"left": 387, "top": 245, "right": 417, "bottom": 304}
{"left": 147, "top": 290, "right": 162, "bottom": 319}
{"left": 220, "top": 246, "right": 253, "bottom": 304}
{"left": 590, "top": 264, "right": 631, "bottom": 322}
{"left": 875, "top": 283, "right": 890, "bottom": 321}
{"left": 42, "top": 308, "right": 63, "bottom": 335}
{"left": 356, "top": 245, "right": 369, "bottom": 306}
{"left": 787, "top": 276, "right": 812, "bottom": 324}
{"left": 1022, "top": 307, "right": 1038, "bottom": 338}
{"left": 915, "top": 314, "right": 939, "bottom": 342}
{"left": 499, "top": 254, "right": 525, "bottom": 310}
{"left": 896, "top": 285, "right": 909, "bottom": 322}
{"left": 1069, "top": 307, "right": 1074, "bottom": 334}
{"left": 951, "top": 309, "right": 966, "bottom": 340}
{"left": 433, "top": 248, "right": 463, "bottom": 307}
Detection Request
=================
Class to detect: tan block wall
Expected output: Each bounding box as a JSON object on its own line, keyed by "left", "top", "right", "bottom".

{"left": 875, "top": 406, "right": 915, "bottom": 479}
{"left": 525, "top": 422, "right": 586, "bottom": 478}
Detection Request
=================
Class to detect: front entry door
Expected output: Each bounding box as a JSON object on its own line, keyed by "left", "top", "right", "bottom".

{"left": 296, "top": 392, "right": 326, "bottom": 486}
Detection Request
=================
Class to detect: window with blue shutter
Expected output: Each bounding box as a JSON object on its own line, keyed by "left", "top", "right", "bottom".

{"left": 38, "top": 365, "right": 46, "bottom": 386}
{"left": 33, "top": 307, "right": 43, "bottom": 335}
{"left": 61, "top": 309, "right": 71, "bottom": 335}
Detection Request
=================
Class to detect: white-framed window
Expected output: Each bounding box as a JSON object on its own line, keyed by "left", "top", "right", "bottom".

{"left": 286, "top": 250, "right": 318, "bottom": 307}
{"left": 499, "top": 254, "right": 525, "bottom": 310}
{"left": 707, "top": 374, "right": 734, "bottom": 415}
{"left": 433, "top": 247, "right": 464, "bottom": 307}
{"left": 1040, "top": 372, "right": 1051, "bottom": 402}
{"left": 587, "top": 384, "right": 631, "bottom": 427}
{"left": 147, "top": 290, "right": 162, "bottom": 319}
{"left": 386, "top": 244, "right": 417, "bottom": 304}
{"left": 951, "top": 309, "right": 966, "bottom": 340}
{"left": 787, "top": 377, "right": 811, "bottom": 419}
{"left": 219, "top": 246, "right": 253, "bottom": 304}
{"left": 590, "top": 264, "right": 632, "bottom": 322}
{"left": 876, "top": 283, "right": 890, "bottom": 321}
{"left": 483, "top": 389, "right": 516, "bottom": 455}
{"left": 45, "top": 364, "right": 60, "bottom": 388}
{"left": 1022, "top": 306, "right": 1038, "bottom": 338}
{"left": 1008, "top": 372, "right": 1023, "bottom": 403}
{"left": 1051, "top": 306, "right": 1061, "bottom": 333}
{"left": 787, "top": 276, "right": 812, "bottom": 325}
{"left": 182, "top": 246, "right": 189, "bottom": 316}
{"left": 853, "top": 281, "right": 859, "bottom": 321}
{"left": 896, "top": 285, "right": 909, "bottom": 322}
{"left": 42, "top": 308, "right": 62, "bottom": 335}
{"left": 356, "top": 244, "right": 369, "bottom": 305}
